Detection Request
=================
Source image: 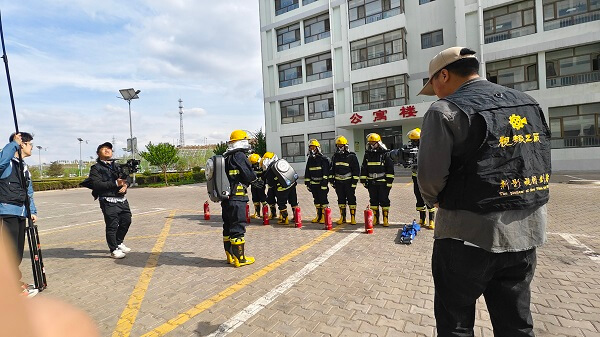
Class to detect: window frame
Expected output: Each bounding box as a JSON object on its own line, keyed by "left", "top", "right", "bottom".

{"left": 352, "top": 74, "right": 408, "bottom": 112}
{"left": 275, "top": 0, "right": 299, "bottom": 16}
{"left": 280, "top": 97, "right": 306, "bottom": 124}
{"left": 304, "top": 13, "right": 330, "bottom": 44}
{"left": 545, "top": 42, "right": 600, "bottom": 88}
{"left": 549, "top": 102, "right": 600, "bottom": 148}
{"left": 348, "top": 0, "right": 404, "bottom": 28}
{"left": 281, "top": 135, "right": 306, "bottom": 163}
{"left": 306, "top": 52, "right": 332, "bottom": 82}
{"left": 350, "top": 28, "right": 407, "bottom": 70}
{"left": 483, "top": 0, "right": 536, "bottom": 44}
{"left": 307, "top": 92, "right": 335, "bottom": 121}
{"left": 307, "top": 131, "right": 336, "bottom": 156}
{"left": 278, "top": 59, "right": 303, "bottom": 88}
{"left": 486, "top": 54, "right": 539, "bottom": 91}
{"left": 277, "top": 23, "right": 301, "bottom": 52}
{"left": 542, "top": 0, "right": 600, "bottom": 31}
{"left": 421, "top": 29, "right": 444, "bottom": 49}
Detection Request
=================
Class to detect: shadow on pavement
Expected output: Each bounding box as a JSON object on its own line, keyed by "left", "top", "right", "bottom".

{"left": 195, "top": 322, "right": 221, "bottom": 336}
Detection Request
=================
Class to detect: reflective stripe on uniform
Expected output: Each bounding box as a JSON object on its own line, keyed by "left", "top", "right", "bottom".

{"left": 367, "top": 162, "right": 382, "bottom": 166}
{"left": 229, "top": 170, "right": 239, "bottom": 175}
{"left": 368, "top": 172, "right": 385, "bottom": 178}
{"left": 309, "top": 167, "right": 322, "bottom": 170}
{"left": 335, "top": 162, "right": 350, "bottom": 166}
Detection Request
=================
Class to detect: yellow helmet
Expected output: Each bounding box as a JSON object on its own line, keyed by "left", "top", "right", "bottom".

{"left": 248, "top": 153, "right": 260, "bottom": 164}
{"left": 308, "top": 139, "right": 320, "bottom": 147}
{"left": 260, "top": 152, "right": 278, "bottom": 170}
{"left": 407, "top": 128, "right": 421, "bottom": 140}
{"left": 335, "top": 136, "right": 348, "bottom": 145}
{"left": 366, "top": 133, "right": 381, "bottom": 142}
{"left": 230, "top": 130, "right": 249, "bottom": 142}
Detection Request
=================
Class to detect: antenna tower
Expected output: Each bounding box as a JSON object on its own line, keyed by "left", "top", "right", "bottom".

{"left": 178, "top": 98, "right": 185, "bottom": 147}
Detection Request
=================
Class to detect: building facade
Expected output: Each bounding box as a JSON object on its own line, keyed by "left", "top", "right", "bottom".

{"left": 259, "top": 0, "right": 600, "bottom": 174}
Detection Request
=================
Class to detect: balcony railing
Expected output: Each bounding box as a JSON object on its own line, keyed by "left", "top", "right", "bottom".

{"left": 544, "top": 10, "right": 600, "bottom": 31}
{"left": 547, "top": 71, "right": 600, "bottom": 88}
{"left": 551, "top": 136, "right": 600, "bottom": 149}
{"left": 484, "top": 25, "right": 535, "bottom": 44}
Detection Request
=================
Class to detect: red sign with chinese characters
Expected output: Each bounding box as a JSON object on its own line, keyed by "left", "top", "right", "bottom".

{"left": 350, "top": 113, "right": 363, "bottom": 124}
{"left": 373, "top": 109, "right": 387, "bottom": 122}
{"left": 399, "top": 105, "right": 417, "bottom": 118}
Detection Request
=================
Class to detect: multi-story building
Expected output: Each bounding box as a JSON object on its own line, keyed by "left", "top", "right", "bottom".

{"left": 258, "top": 0, "right": 600, "bottom": 174}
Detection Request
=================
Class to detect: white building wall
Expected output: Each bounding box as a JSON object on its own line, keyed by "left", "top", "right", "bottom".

{"left": 260, "top": 0, "right": 600, "bottom": 174}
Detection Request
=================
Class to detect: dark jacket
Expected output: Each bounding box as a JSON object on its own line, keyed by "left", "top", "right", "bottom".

{"left": 0, "top": 141, "right": 37, "bottom": 216}
{"left": 305, "top": 154, "right": 330, "bottom": 189}
{"left": 224, "top": 150, "right": 257, "bottom": 201}
{"left": 360, "top": 149, "right": 394, "bottom": 187}
{"left": 83, "top": 159, "right": 131, "bottom": 200}
{"left": 330, "top": 151, "right": 360, "bottom": 187}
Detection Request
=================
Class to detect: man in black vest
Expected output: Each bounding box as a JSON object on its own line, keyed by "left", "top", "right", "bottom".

{"left": 87, "top": 142, "right": 132, "bottom": 259}
{"left": 418, "top": 47, "right": 550, "bottom": 336}
{"left": 0, "top": 132, "right": 39, "bottom": 297}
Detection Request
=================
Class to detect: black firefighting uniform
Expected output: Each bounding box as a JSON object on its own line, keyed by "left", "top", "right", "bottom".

{"left": 330, "top": 150, "right": 360, "bottom": 207}
{"left": 263, "top": 163, "right": 298, "bottom": 211}
{"left": 360, "top": 148, "right": 394, "bottom": 208}
{"left": 305, "top": 154, "right": 330, "bottom": 209}
{"left": 250, "top": 163, "right": 266, "bottom": 205}
{"left": 223, "top": 150, "right": 257, "bottom": 239}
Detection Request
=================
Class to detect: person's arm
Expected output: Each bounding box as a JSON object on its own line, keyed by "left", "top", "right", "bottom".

{"left": 235, "top": 152, "right": 257, "bottom": 185}
{"left": 27, "top": 173, "right": 37, "bottom": 215}
{"left": 0, "top": 142, "right": 18, "bottom": 175}
{"left": 350, "top": 154, "right": 360, "bottom": 187}
{"left": 384, "top": 154, "right": 394, "bottom": 187}
{"left": 321, "top": 157, "right": 330, "bottom": 188}
{"left": 360, "top": 156, "right": 368, "bottom": 185}
{"left": 417, "top": 106, "right": 454, "bottom": 207}
{"left": 304, "top": 158, "right": 311, "bottom": 186}
{"left": 88, "top": 165, "right": 118, "bottom": 193}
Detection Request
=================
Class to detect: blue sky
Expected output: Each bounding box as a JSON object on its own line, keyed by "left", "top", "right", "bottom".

{"left": 0, "top": 1, "right": 264, "bottom": 164}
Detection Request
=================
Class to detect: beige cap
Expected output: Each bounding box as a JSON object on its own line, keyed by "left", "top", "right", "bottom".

{"left": 418, "top": 47, "right": 478, "bottom": 96}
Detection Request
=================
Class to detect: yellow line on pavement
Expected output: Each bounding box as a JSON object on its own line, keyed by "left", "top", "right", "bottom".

{"left": 141, "top": 224, "right": 347, "bottom": 337}
{"left": 112, "top": 210, "right": 176, "bottom": 337}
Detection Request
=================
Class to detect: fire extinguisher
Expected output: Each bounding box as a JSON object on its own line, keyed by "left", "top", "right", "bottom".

{"left": 294, "top": 206, "right": 302, "bottom": 228}
{"left": 262, "top": 204, "right": 270, "bottom": 226}
{"left": 324, "top": 206, "right": 332, "bottom": 230}
{"left": 364, "top": 206, "right": 373, "bottom": 234}
{"left": 204, "top": 201, "right": 210, "bottom": 220}
{"left": 245, "top": 203, "right": 250, "bottom": 223}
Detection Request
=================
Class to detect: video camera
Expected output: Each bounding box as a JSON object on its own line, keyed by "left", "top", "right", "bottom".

{"left": 113, "top": 159, "right": 141, "bottom": 178}
{"left": 388, "top": 144, "right": 418, "bottom": 168}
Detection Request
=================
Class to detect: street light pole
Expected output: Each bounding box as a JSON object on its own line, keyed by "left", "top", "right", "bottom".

{"left": 119, "top": 88, "right": 141, "bottom": 186}
{"left": 77, "top": 138, "right": 84, "bottom": 177}
{"left": 36, "top": 145, "right": 43, "bottom": 179}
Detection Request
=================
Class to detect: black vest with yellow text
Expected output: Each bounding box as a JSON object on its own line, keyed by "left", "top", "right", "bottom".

{"left": 439, "top": 80, "right": 551, "bottom": 213}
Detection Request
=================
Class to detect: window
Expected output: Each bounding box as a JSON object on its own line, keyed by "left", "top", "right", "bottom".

{"left": 308, "top": 92, "right": 334, "bottom": 120}
{"left": 281, "top": 135, "right": 305, "bottom": 163}
{"left": 308, "top": 131, "right": 336, "bottom": 156}
{"left": 280, "top": 98, "right": 305, "bottom": 124}
{"left": 278, "top": 60, "right": 303, "bottom": 88}
{"left": 486, "top": 55, "right": 538, "bottom": 91}
{"left": 277, "top": 23, "right": 301, "bottom": 51}
{"left": 352, "top": 74, "right": 408, "bottom": 112}
{"left": 419, "top": 0, "right": 434, "bottom": 3}
{"left": 275, "top": 0, "right": 299, "bottom": 16}
{"left": 304, "top": 13, "right": 330, "bottom": 43}
{"left": 543, "top": 0, "right": 600, "bottom": 31}
{"left": 546, "top": 43, "right": 600, "bottom": 88}
{"left": 303, "top": 0, "right": 319, "bottom": 4}
{"left": 348, "top": 0, "right": 404, "bottom": 28}
{"left": 350, "top": 29, "right": 406, "bottom": 70}
{"left": 549, "top": 102, "right": 600, "bottom": 148}
{"left": 306, "top": 53, "right": 332, "bottom": 82}
{"left": 483, "top": 0, "right": 536, "bottom": 44}
{"left": 421, "top": 30, "right": 443, "bottom": 49}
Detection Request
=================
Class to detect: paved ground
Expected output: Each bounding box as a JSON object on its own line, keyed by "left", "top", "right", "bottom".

{"left": 21, "top": 177, "right": 600, "bottom": 337}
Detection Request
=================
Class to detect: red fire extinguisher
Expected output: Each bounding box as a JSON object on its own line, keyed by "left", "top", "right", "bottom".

{"left": 364, "top": 206, "right": 373, "bottom": 234}
{"left": 204, "top": 201, "right": 210, "bottom": 220}
{"left": 294, "top": 206, "right": 302, "bottom": 228}
{"left": 324, "top": 206, "right": 332, "bottom": 230}
{"left": 245, "top": 203, "right": 251, "bottom": 223}
{"left": 262, "top": 204, "right": 270, "bottom": 226}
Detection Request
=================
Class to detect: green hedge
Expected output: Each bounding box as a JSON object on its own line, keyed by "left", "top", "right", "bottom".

{"left": 32, "top": 171, "right": 206, "bottom": 192}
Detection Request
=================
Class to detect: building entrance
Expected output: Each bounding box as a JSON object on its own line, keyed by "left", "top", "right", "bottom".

{"left": 364, "top": 126, "right": 403, "bottom": 150}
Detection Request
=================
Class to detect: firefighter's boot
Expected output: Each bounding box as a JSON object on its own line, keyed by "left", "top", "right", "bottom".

{"left": 251, "top": 203, "right": 261, "bottom": 219}
{"left": 223, "top": 236, "right": 233, "bottom": 264}
{"left": 349, "top": 205, "right": 357, "bottom": 225}
{"left": 319, "top": 204, "right": 328, "bottom": 224}
{"left": 418, "top": 209, "right": 427, "bottom": 227}
{"left": 269, "top": 205, "right": 277, "bottom": 220}
{"left": 382, "top": 207, "right": 390, "bottom": 227}
{"left": 371, "top": 206, "right": 380, "bottom": 226}
{"left": 336, "top": 205, "right": 346, "bottom": 225}
{"left": 278, "top": 209, "right": 289, "bottom": 225}
{"left": 427, "top": 209, "right": 436, "bottom": 229}
{"left": 229, "top": 237, "right": 255, "bottom": 267}
{"left": 311, "top": 205, "right": 321, "bottom": 223}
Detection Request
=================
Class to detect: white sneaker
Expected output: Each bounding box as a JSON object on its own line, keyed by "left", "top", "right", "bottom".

{"left": 111, "top": 248, "right": 126, "bottom": 259}
{"left": 117, "top": 243, "right": 131, "bottom": 253}
{"left": 21, "top": 284, "right": 39, "bottom": 298}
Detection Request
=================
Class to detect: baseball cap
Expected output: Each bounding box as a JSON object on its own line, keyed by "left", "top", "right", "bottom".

{"left": 418, "top": 47, "right": 478, "bottom": 96}
{"left": 96, "top": 142, "right": 113, "bottom": 153}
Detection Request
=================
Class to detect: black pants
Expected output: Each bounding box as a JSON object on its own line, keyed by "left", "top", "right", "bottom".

{"left": 250, "top": 186, "right": 266, "bottom": 204}
{"left": 222, "top": 199, "right": 247, "bottom": 239}
{"left": 266, "top": 187, "right": 276, "bottom": 205}
{"left": 276, "top": 186, "right": 298, "bottom": 211}
{"left": 334, "top": 182, "right": 356, "bottom": 206}
{"left": 100, "top": 200, "right": 132, "bottom": 252}
{"left": 367, "top": 184, "right": 390, "bottom": 207}
{"left": 310, "top": 185, "right": 329, "bottom": 206}
{"left": 432, "top": 239, "right": 536, "bottom": 337}
{"left": 0, "top": 216, "right": 26, "bottom": 280}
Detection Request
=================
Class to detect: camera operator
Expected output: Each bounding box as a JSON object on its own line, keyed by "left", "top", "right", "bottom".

{"left": 85, "top": 142, "right": 132, "bottom": 259}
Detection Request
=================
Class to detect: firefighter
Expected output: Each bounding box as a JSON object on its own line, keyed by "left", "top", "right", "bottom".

{"left": 248, "top": 153, "right": 266, "bottom": 219}
{"left": 260, "top": 152, "right": 278, "bottom": 220}
{"left": 330, "top": 136, "right": 360, "bottom": 225}
{"left": 360, "top": 133, "right": 394, "bottom": 226}
{"left": 304, "top": 139, "right": 330, "bottom": 224}
{"left": 262, "top": 153, "right": 298, "bottom": 225}
{"left": 406, "top": 128, "right": 435, "bottom": 229}
{"left": 222, "top": 130, "right": 260, "bottom": 267}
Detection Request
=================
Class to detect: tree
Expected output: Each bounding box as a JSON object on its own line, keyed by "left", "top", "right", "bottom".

{"left": 47, "top": 161, "right": 64, "bottom": 177}
{"left": 213, "top": 141, "right": 228, "bottom": 155}
{"left": 252, "top": 128, "right": 267, "bottom": 156}
{"left": 28, "top": 166, "right": 41, "bottom": 180}
{"left": 139, "top": 142, "right": 180, "bottom": 185}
